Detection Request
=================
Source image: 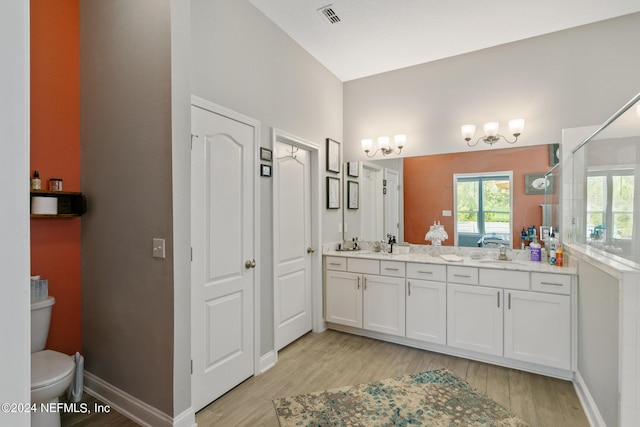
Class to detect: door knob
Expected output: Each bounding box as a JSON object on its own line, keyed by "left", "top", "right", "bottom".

{"left": 307, "top": 247, "right": 315, "bottom": 254}
{"left": 245, "top": 259, "right": 256, "bottom": 269}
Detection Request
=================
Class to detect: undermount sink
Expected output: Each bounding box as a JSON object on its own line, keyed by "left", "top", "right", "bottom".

{"left": 478, "top": 259, "right": 526, "bottom": 265}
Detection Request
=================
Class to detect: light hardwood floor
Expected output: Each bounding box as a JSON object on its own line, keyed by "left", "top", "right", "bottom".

{"left": 63, "top": 329, "right": 589, "bottom": 426}
{"left": 196, "top": 329, "right": 589, "bottom": 426}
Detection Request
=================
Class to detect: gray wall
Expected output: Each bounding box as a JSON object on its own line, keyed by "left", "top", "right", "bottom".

{"left": 80, "top": 0, "right": 191, "bottom": 416}
{"left": 577, "top": 261, "right": 619, "bottom": 427}
{"left": 190, "top": 0, "right": 343, "bottom": 355}
{"left": 0, "top": 2, "right": 30, "bottom": 425}
{"left": 344, "top": 12, "right": 640, "bottom": 162}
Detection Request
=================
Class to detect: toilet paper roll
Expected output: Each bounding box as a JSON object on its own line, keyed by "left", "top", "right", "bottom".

{"left": 31, "top": 196, "right": 57, "bottom": 215}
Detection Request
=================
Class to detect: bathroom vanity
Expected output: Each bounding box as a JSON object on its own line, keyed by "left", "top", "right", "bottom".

{"left": 323, "top": 248, "right": 577, "bottom": 379}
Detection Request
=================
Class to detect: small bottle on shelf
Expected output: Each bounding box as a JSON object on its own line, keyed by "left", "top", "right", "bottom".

{"left": 31, "top": 170, "right": 41, "bottom": 190}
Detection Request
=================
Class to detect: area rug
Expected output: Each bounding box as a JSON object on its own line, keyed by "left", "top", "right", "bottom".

{"left": 273, "top": 369, "right": 528, "bottom": 426}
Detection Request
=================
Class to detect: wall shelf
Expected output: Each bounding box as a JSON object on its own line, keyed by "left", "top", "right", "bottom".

{"left": 30, "top": 190, "right": 87, "bottom": 218}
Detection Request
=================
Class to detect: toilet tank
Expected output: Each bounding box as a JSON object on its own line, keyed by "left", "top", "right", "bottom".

{"left": 31, "top": 296, "right": 55, "bottom": 353}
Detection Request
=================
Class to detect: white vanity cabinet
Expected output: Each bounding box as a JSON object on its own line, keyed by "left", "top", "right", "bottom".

{"left": 406, "top": 263, "right": 447, "bottom": 345}
{"left": 504, "top": 284, "right": 571, "bottom": 370}
{"left": 447, "top": 283, "right": 503, "bottom": 356}
{"left": 324, "top": 270, "right": 362, "bottom": 328}
{"left": 325, "top": 257, "right": 405, "bottom": 336}
{"left": 362, "top": 274, "right": 405, "bottom": 337}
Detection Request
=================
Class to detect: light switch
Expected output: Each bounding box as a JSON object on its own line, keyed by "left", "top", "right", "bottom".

{"left": 153, "top": 238, "right": 166, "bottom": 258}
{"left": 442, "top": 210, "right": 452, "bottom": 217}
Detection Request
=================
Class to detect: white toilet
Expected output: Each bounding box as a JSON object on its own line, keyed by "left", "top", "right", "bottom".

{"left": 31, "top": 296, "right": 76, "bottom": 427}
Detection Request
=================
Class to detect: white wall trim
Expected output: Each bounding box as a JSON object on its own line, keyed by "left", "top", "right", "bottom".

{"left": 84, "top": 371, "right": 196, "bottom": 427}
{"left": 259, "top": 350, "right": 277, "bottom": 373}
{"left": 573, "top": 370, "right": 607, "bottom": 427}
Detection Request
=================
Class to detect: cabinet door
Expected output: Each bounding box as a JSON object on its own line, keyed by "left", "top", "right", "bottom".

{"left": 363, "top": 275, "right": 406, "bottom": 337}
{"left": 504, "top": 290, "right": 571, "bottom": 370}
{"left": 325, "top": 271, "right": 362, "bottom": 328}
{"left": 447, "top": 283, "right": 503, "bottom": 356}
{"left": 406, "top": 279, "right": 446, "bottom": 345}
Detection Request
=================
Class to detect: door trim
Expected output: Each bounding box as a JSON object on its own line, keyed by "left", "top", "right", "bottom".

{"left": 272, "top": 128, "right": 322, "bottom": 364}
{"left": 190, "top": 95, "right": 261, "bottom": 376}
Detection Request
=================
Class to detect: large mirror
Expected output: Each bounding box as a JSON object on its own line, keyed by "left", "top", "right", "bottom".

{"left": 343, "top": 144, "right": 559, "bottom": 248}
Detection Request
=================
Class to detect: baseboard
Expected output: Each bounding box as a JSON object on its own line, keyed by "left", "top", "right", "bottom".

{"left": 573, "top": 370, "right": 606, "bottom": 427}
{"left": 83, "top": 371, "right": 196, "bottom": 427}
{"left": 259, "top": 350, "right": 276, "bottom": 373}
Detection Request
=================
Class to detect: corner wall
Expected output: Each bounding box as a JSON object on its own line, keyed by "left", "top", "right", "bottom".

{"left": 190, "top": 0, "right": 343, "bottom": 355}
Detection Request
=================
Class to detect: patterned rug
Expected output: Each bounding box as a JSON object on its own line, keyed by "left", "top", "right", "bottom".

{"left": 273, "top": 369, "right": 529, "bottom": 426}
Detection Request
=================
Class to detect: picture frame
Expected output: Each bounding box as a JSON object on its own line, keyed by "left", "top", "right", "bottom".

{"left": 347, "top": 161, "right": 359, "bottom": 177}
{"left": 347, "top": 180, "right": 359, "bottom": 210}
{"left": 326, "top": 138, "right": 341, "bottom": 173}
{"left": 326, "top": 177, "right": 340, "bottom": 209}
{"left": 539, "top": 225, "right": 551, "bottom": 243}
{"left": 549, "top": 143, "right": 560, "bottom": 166}
{"left": 525, "top": 173, "right": 554, "bottom": 195}
{"left": 260, "top": 147, "right": 273, "bottom": 162}
{"left": 260, "top": 164, "right": 272, "bottom": 177}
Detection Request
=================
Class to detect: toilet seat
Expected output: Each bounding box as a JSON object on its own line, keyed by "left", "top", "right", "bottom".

{"left": 31, "top": 350, "right": 74, "bottom": 390}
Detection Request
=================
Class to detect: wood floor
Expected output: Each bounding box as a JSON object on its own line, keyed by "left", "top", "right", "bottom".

{"left": 62, "top": 329, "right": 589, "bottom": 426}
{"left": 196, "top": 329, "right": 589, "bottom": 426}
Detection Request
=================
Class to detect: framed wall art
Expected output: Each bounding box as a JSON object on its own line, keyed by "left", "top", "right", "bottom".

{"left": 326, "top": 138, "right": 340, "bottom": 173}
{"left": 525, "top": 173, "right": 554, "bottom": 195}
{"left": 347, "top": 161, "right": 359, "bottom": 177}
{"left": 260, "top": 147, "right": 272, "bottom": 162}
{"left": 326, "top": 176, "right": 340, "bottom": 209}
{"left": 347, "top": 180, "right": 359, "bottom": 210}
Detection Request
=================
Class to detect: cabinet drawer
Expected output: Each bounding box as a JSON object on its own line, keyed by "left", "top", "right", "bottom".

{"left": 347, "top": 258, "right": 379, "bottom": 275}
{"left": 480, "top": 269, "right": 529, "bottom": 290}
{"left": 531, "top": 272, "right": 571, "bottom": 295}
{"left": 406, "top": 263, "right": 446, "bottom": 281}
{"left": 380, "top": 261, "right": 405, "bottom": 277}
{"left": 325, "top": 256, "right": 346, "bottom": 271}
{"left": 447, "top": 266, "right": 478, "bottom": 285}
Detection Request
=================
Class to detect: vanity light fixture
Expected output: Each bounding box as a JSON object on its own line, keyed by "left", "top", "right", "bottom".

{"left": 461, "top": 119, "right": 525, "bottom": 147}
{"left": 362, "top": 134, "right": 406, "bottom": 157}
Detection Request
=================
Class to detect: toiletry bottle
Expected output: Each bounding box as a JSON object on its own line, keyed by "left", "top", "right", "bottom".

{"left": 548, "top": 231, "right": 557, "bottom": 265}
{"left": 520, "top": 228, "right": 527, "bottom": 249}
{"left": 556, "top": 244, "right": 564, "bottom": 267}
{"left": 31, "top": 170, "right": 41, "bottom": 190}
{"left": 529, "top": 235, "right": 541, "bottom": 262}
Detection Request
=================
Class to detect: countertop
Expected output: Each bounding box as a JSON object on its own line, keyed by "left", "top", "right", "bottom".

{"left": 324, "top": 248, "right": 576, "bottom": 275}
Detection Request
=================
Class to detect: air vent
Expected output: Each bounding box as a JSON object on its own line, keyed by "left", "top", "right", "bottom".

{"left": 318, "top": 5, "right": 341, "bottom": 24}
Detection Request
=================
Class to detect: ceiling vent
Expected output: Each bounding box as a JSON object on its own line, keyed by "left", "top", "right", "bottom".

{"left": 318, "top": 5, "right": 341, "bottom": 24}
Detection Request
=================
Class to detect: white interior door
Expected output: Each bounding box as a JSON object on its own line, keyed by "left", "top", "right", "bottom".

{"left": 274, "top": 141, "right": 312, "bottom": 350}
{"left": 191, "top": 101, "right": 257, "bottom": 411}
{"left": 361, "top": 163, "right": 384, "bottom": 241}
{"left": 384, "top": 168, "right": 399, "bottom": 240}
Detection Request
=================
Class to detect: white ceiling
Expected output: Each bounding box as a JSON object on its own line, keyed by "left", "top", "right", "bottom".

{"left": 249, "top": 0, "right": 640, "bottom": 82}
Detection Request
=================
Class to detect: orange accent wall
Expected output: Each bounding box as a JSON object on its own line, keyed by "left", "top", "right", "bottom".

{"left": 30, "top": 0, "right": 81, "bottom": 355}
{"left": 404, "top": 145, "right": 550, "bottom": 248}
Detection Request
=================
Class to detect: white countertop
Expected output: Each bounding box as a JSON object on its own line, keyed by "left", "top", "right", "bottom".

{"left": 324, "top": 248, "right": 576, "bottom": 275}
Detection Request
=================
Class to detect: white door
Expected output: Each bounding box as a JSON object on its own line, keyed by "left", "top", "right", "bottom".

{"left": 274, "top": 141, "right": 313, "bottom": 350}
{"left": 384, "top": 168, "right": 400, "bottom": 240}
{"left": 191, "top": 102, "right": 257, "bottom": 411}
{"left": 447, "top": 283, "right": 503, "bottom": 356}
{"left": 360, "top": 163, "right": 384, "bottom": 241}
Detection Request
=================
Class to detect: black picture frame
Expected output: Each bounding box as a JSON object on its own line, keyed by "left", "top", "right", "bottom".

{"left": 326, "top": 176, "right": 340, "bottom": 209}
{"left": 260, "top": 147, "right": 273, "bottom": 162}
{"left": 260, "top": 164, "right": 272, "bottom": 177}
{"left": 326, "top": 138, "right": 340, "bottom": 173}
{"left": 347, "top": 180, "right": 359, "bottom": 210}
{"left": 347, "top": 161, "right": 359, "bottom": 177}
